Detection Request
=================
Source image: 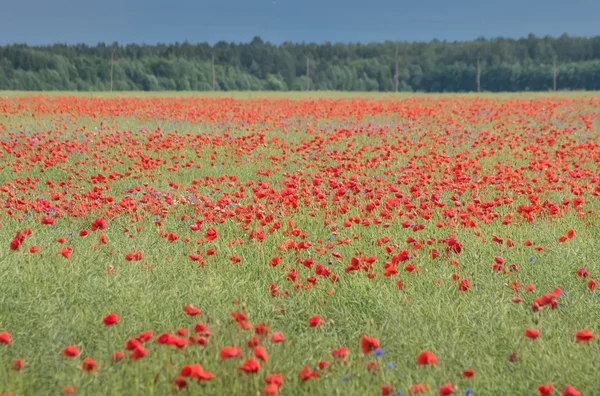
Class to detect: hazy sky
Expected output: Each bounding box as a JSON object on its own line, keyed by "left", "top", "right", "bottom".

{"left": 1, "top": 0, "right": 598, "bottom": 45}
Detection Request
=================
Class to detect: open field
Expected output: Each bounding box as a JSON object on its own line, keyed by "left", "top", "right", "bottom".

{"left": 0, "top": 93, "right": 599, "bottom": 395}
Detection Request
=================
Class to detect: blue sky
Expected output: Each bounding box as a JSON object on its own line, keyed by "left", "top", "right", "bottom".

{"left": 1, "top": 0, "right": 598, "bottom": 45}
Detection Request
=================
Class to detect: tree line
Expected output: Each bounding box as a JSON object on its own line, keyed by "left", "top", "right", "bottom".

{"left": 2, "top": 34, "right": 600, "bottom": 92}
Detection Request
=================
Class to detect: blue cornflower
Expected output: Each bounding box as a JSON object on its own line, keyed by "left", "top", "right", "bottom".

{"left": 341, "top": 376, "right": 351, "bottom": 382}
{"left": 374, "top": 348, "right": 384, "bottom": 357}
{"left": 386, "top": 362, "right": 394, "bottom": 369}
{"left": 465, "top": 388, "right": 472, "bottom": 395}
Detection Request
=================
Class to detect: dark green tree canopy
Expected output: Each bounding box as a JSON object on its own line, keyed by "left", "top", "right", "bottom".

{"left": 2, "top": 34, "right": 600, "bottom": 91}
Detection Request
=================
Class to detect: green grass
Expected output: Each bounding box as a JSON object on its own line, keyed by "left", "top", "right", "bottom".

{"left": 0, "top": 93, "right": 599, "bottom": 396}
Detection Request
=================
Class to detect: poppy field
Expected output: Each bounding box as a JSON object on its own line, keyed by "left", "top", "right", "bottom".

{"left": 1, "top": 93, "right": 600, "bottom": 395}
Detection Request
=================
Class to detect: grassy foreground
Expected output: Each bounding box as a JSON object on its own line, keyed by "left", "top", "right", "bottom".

{"left": 0, "top": 93, "right": 599, "bottom": 396}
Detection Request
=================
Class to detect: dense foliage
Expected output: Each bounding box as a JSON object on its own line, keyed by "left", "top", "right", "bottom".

{"left": 2, "top": 34, "right": 600, "bottom": 91}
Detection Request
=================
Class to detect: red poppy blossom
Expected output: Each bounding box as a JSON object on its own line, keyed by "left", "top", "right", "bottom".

{"left": 63, "top": 345, "right": 80, "bottom": 357}
{"left": 438, "top": 383, "right": 454, "bottom": 395}
{"left": 205, "top": 227, "right": 217, "bottom": 242}
{"left": 332, "top": 346, "right": 348, "bottom": 359}
{"left": 220, "top": 345, "right": 242, "bottom": 359}
{"left": 91, "top": 217, "right": 107, "bottom": 231}
{"left": 416, "top": 351, "right": 438, "bottom": 365}
{"left": 0, "top": 332, "right": 10, "bottom": 345}
{"left": 382, "top": 384, "right": 393, "bottom": 396}
{"left": 270, "top": 332, "right": 284, "bottom": 343}
{"left": 265, "top": 373, "right": 283, "bottom": 387}
{"left": 308, "top": 315, "right": 324, "bottom": 327}
{"left": 184, "top": 305, "right": 201, "bottom": 316}
{"left": 537, "top": 383, "right": 554, "bottom": 396}
{"left": 360, "top": 335, "right": 380, "bottom": 354}
{"left": 561, "top": 385, "right": 581, "bottom": 396}
{"left": 524, "top": 328, "right": 540, "bottom": 339}
{"left": 462, "top": 369, "right": 475, "bottom": 378}
{"left": 253, "top": 346, "right": 268, "bottom": 362}
{"left": 264, "top": 384, "right": 280, "bottom": 395}
{"left": 103, "top": 312, "right": 119, "bottom": 326}
{"left": 81, "top": 357, "right": 97, "bottom": 371}
{"left": 238, "top": 358, "right": 260, "bottom": 374}
{"left": 410, "top": 384, "right": 428, "bottom": 394}
{"left": 575, "top": 329, "right": 594, "bottom": 343}
{"left": 298, "top": 364, "right": 320, "bottom": 382}
{"left": 111, "top": 351, "right": 124, "bottom": 362}
{"left": 129, "top": 345, "right": 149, "bottom": 360}
{"left": 13, "top": 359, "right": 24, "bottom": 370}
{"left": 173, "top": 376, "right": 187, "bottom": 390}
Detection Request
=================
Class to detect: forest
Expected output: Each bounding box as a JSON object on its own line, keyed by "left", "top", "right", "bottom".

{"left": 2, "top": 34, "right": 600, "bottom": 92}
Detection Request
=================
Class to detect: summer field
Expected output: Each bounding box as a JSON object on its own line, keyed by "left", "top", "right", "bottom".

{"left": 0, "top": 93, "right": 599, "bottom": 396}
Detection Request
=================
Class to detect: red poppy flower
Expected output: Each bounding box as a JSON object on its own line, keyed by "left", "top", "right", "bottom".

{"left": 270, "top": 257, "right": 281, "bottom": 267}
{"left": 238, "top": 358, "right": 260, "bottom": 374}
{"left": 173, "top": 376, "right": 187, "bottom": 390}
{"left": 537, "top": 383, "right": 553, "bottom": 396}
{"left": 332, "top": 346, "right": 348, "bottom": 359}
{"left": 81, "top": 357, "right": 97, "bottom": 371}
{"left": 205, "top": 227, "right": 217, "bottom": 242}
{"left": 63, "top": 387, "right": 75, "bottom": 394}
{"left": 416, "top": 350, "right": 438, "bottom": 365}
{"left": 13, "top": 359, "right": 24, "bottom": 370}
{"left": 265, "top": 373, "right": 283, "bottom": 387}
{"left": 298, "top": 364, "right": 320, "bottom": 382}
{"left": 308, "top": 315, "right": 324, "bottom": 327}
{"left": 258, "top": 327, "right": 279, "bottom": 342}
{"left": 524, "top": 328, "right": 540, "bottom": 339}
{"left": 588, "top": 279, "right": 597, "bottom": 291}
{"left": 462, "top": 369, "right": 475, "bottom": 378}
{"left": 264, "top": 384, "right": 280, "bottom": 395}
{"left": 63, "top": 345, "right": 80, "bottom": 357}
{"left": 561, "top": 385, "right": 581, "bottom": 396}
{"left": 184, "top": 305, "right": 201, "bottom": 316}
{"left": 253, "top": 346, "right": 268, "bottom": 362}
{"left": 111, "top": 351, "right": 124, "bottom": 362}
{"left": 220, "top": 345, "right": 242, "bottom": 359}
{"left": 247, "top": 336, "right": 261, "bottom": 348}
{"left": 438, "top": 383, "right": 454, "bottom": 395}
{"left": 103, "top": 312, "right": 119, "bottom": 326}
{"left": 410, "top": 384, "right": 428, "bottom": 394}
{"left": 91, "top": 217, "right": 107, "bottom": 231}
{"left": 360, "top": 335, "right": 380, "bottom": 354}
{"left": 382, "top": 384, "right": 393, "bottom": 396}
{"left": 129, "top": 345, "right": 149, "bottom": 360}
{"left": 0, "top": 332, "right": 10, "bottom": 345}
{"left": 575, "top": 329, "right": 594, "bottom": 343}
